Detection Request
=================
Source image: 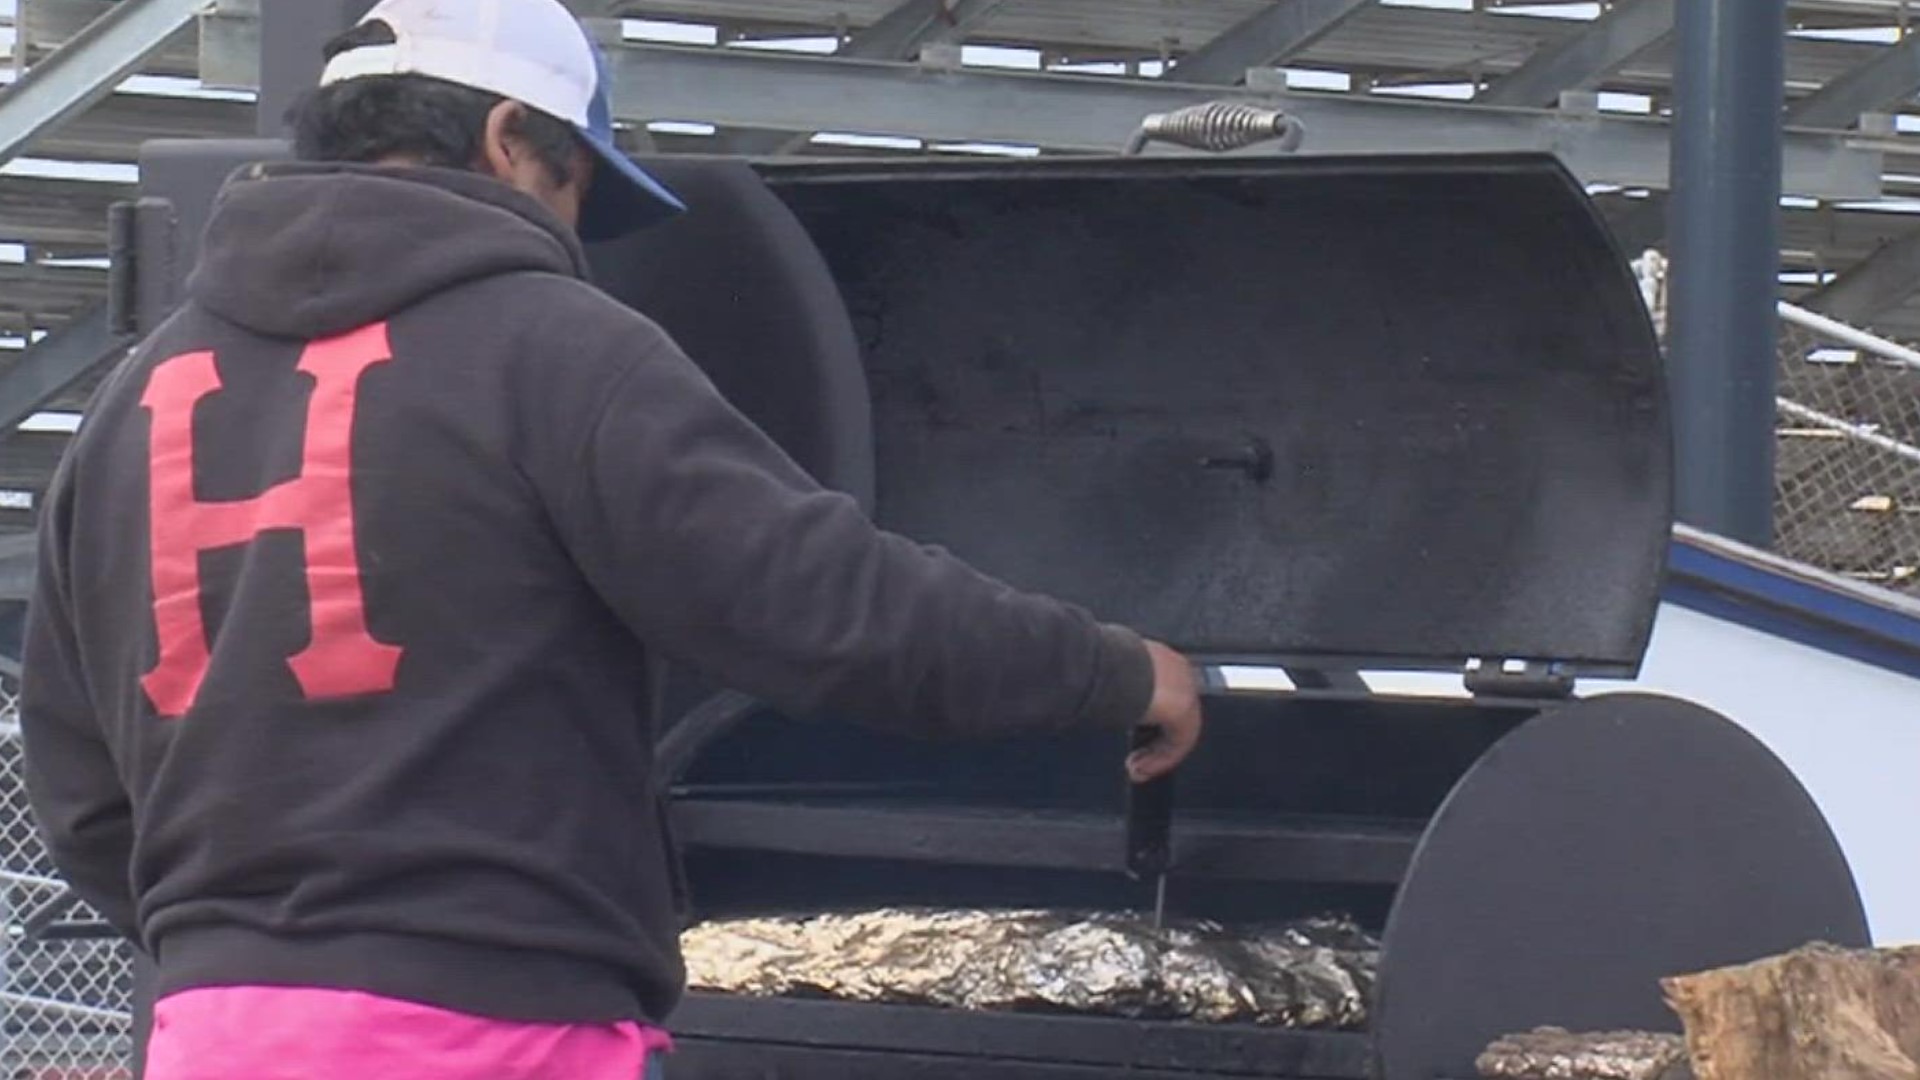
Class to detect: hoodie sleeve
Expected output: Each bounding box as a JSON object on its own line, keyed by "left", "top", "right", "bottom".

{"left": 541, "top": 321, "right": 1155, "bottom": 740}
{"left": 19, "top": 454, "right": 139, "bottom": 943}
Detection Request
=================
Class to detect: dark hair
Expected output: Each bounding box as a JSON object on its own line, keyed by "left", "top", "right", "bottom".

{"left": 288, "top": 20, "right": 580, "bottom": 188}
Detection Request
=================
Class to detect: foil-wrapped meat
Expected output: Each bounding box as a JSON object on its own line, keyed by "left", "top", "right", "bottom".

{"left": 1477, "top": 1027, "right": 1693, "bottom": 1080}
{"left": 680, "top": 908, "right": 1378, "bottom": 1029}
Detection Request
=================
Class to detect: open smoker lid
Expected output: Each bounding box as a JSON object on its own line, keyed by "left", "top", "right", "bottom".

{"left": 617, "top": 152, "right": 1672, "bottom": 679}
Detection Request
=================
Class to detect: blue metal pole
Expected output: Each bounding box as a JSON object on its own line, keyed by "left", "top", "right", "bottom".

{"left": 1666, "top": 0, "right": 1785, "bottom": 547}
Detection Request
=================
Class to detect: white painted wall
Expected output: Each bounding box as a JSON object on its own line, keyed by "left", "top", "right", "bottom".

{"left": 1608, "top": 602, "right": 1920, "bottom": 947}
{"left": 1236, "top": 596, "right": 1920, "bottom": 946}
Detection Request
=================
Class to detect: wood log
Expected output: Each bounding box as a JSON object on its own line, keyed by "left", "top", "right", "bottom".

{"left": 1662, "top": 942, "right": 1920, "bottom": 1080}
{"left": 1477, "top": 1026, "right": 1692, "bottom": 1080}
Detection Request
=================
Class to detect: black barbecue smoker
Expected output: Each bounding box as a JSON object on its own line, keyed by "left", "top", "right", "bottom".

{"left": 120, "top": 140, "right": 1869, "bottom": 1080}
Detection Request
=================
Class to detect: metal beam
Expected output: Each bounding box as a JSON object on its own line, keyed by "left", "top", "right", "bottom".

{"left": 1173, "top": 0, "right": 1373, "bottom": 86}
{"left": 1802, "top": 228, "right": 1920, "bottom": 324}
{"left": 0, "top": 261, "right": 112, "bottom": 328}
{"left": 17, "top": 89, "right": 253, "bottom": 165}
{"left": 728, "top": 0, "right": 1014, "bottom": 154}
{"left": 1666, "top": 0, "right": 1784, "bottom": 547}
{"left": 14, "top": 0, "right": 201, "bottom": 79}
{"left": 0, "top": 0, "right": 209, "bottom": 169}
{"left": 601, "top": 44, "right": 1882, "bottom": 198}
{"left": 0, "top": 306, "right": 124, "bottom": 436}
{"left": 1596, "top": 194, "right": 1670, "bottom": 254}
{"left": 0, "top": 534, "right": 39, "bottom": 602}
{"left": 1479, "top": 0, "right": 1675, "bottom": 108}
{"left": 0, "top": 174, "right": 133, "bottom": 247}
{"left": 1787, "top": 29, "right": 1920, "bottom": 129}
{"left": 1595, "top": 190, "right": 1920, "bottom": 272}
{"left": 842, "top": 0, "right": 1013, "bottom": 61}
{"left": 186, "top": 4, "right": 1903, "bottom": 109}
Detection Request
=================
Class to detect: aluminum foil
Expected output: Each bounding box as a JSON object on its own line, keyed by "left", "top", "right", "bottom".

{"left": 1477, "top": 1027, "right": 1692, "bottom": 1080}
{"left": 680, "top": 908, "right": 1378, "bottom": 1029}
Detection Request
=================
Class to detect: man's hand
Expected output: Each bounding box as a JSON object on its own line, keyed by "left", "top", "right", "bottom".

{"left": 1127, "top": 640, "right": 1204, "bottom": 783}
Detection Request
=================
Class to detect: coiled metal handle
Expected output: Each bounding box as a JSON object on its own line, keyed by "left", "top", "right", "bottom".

{"left": 1125, "top": 101, "right": 1308, "bottom": 156}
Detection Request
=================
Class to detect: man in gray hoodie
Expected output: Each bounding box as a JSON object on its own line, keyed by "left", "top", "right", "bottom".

{"left": 20, "top": 1, "right": 1205, "bottom": 1077}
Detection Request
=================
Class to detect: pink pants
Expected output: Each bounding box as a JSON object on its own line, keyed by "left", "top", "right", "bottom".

{"left": 144, "top": 986, "right": 672, "bottom": 1080}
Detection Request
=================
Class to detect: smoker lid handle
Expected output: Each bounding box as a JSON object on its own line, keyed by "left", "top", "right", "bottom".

{"left": 1124, "top": 725, "right": 1175, "bottom": 879}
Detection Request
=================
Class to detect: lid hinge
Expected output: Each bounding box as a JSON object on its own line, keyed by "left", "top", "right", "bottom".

{"left": 1464, "top": 659, "right": 1576, "bottom": 701}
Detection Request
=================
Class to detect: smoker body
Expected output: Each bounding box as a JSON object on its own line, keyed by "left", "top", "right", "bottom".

{"left": 129, "top": 145, "right": 1869, "bottom": 1079}
{"left": 599, "top": 153, "right": 1870, "bottom": 1080}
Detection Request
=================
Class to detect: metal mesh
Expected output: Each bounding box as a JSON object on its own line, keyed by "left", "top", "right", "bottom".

{"left": 1, "top": 668, "right": 136, "bottom": 1080}
{"left": 1775, "top": 309, "right": 1920, "bottom": 594}
{"left": 1635, "top": 251, "right": 1920, "bottom": 594}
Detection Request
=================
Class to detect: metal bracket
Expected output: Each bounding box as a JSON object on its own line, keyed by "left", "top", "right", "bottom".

{"left": 1464, "top": 659, "right": 1576, "bottom": 700}
{"left": 106, "top": 196, "right": 179, "bottom": 338}
{"left": 16, "top": 885, "right": 81, "bottom": 939}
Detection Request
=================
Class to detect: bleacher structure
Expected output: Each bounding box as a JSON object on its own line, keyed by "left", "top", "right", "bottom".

{"left": 0, "top": 1, "right": 1913, "bottom": 584}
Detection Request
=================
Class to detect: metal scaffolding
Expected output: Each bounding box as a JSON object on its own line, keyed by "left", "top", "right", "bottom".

{"left": 0, "top": 0, "right": 1915, "bottom": 558}
{"left": 0, "top": 0, "right": 208, "bottom": 168}
{"left": 1477, "top": 0, "right": 1677, "bottom": 109}
{"left": 1170, "top": 0, "right": 1374, "bottom": 86}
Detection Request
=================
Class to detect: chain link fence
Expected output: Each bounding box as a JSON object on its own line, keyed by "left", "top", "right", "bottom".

{"left": 1636, "top": 251, "right": 1920, "bottom": 595}
{"left": 1, "top": 664, "right": 136, "bottom": 1080}
{"left": 1774, "top": 304, "right": 1920, "bottom": 595}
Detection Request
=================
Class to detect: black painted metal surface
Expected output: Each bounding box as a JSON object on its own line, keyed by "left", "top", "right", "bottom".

{"left": 1373, "top": 692, "right": 1870, "bottom": 1080}
{"left": 667, "top": 690, "right": 1868, "bottom": 1080}
{"left": 669, "top": 993, "right": 1375, "bottom": 1079}
{"left": 117, "top": 141, "right": 1865, "bottom": 1080}
{"left": 585, "top": 157, "right": 877, "bottom": 515}
{"left": 745, "top": 152, "right": 1671, "bottom": 676}
{"left": 671, "top": 799, "right": 1424, "bottom": 885}
{"left": 671, "top": 691, "right": 1529, "bottom": 938}
{"left": 144, "top": 148, "right": 1670, "bottom": 678}
{"left": 664, "top": 1044, "right": 1313, "bottom": 1079}
{"left": 256, "top": 0, "right": 378, "bottom": 139}
{"left": 137, "top": 138, "right": 292, "bottom": 307}
{"left": 583, "top": 156, "right": 883, "bottom": 728}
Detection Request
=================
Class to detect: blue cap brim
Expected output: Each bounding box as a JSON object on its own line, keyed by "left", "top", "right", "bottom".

{"left": 575, "top": 130, "right": 686, "bottom": 241}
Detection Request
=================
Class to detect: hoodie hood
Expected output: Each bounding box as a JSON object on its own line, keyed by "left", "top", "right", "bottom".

{"left": 188, "top": 162, "right": 593, "bottom": 340}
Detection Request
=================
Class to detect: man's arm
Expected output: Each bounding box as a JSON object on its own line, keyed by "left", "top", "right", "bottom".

{"left": 19, "top": 455, "right": 139, "bottom": 942}
{"left": 540, "top": 323, "right": 1157, "bottom": 741}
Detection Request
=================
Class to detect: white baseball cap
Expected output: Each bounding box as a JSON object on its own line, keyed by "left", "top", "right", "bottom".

{"left": 319, "top": 0, "right": 686, "bottom": 240}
